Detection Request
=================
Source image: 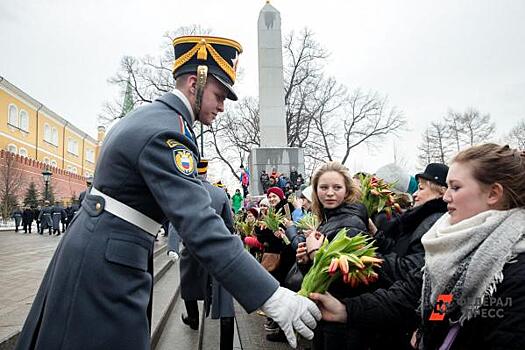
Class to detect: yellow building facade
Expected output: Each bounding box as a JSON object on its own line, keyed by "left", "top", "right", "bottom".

{"left": 0, "top": 76, "right": 104, "bottom": 177}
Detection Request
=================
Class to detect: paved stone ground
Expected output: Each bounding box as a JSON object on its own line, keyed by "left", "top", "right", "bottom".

{"left": 0, "top": 231, "right": 61, "bottom": 342}
{"left": 0, "top": 230, "right": 168, "bottom": 345}
{"left": 234, "top": 302, "right": 311, "bottom": 350}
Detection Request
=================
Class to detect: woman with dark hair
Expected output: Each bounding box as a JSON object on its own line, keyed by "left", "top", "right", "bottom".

{"left": 254, "top": 186, "right": 296, "bottom": 342}
{"left": 310, "top": 144, "right": 525, "bottom": 350}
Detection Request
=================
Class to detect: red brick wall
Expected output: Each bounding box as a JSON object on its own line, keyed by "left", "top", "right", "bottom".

{"left": 0, "top": 150, "right": 88, "bottom": 205}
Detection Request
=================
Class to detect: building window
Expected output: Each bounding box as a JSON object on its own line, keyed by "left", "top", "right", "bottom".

{"left": 8, "top": 104, "right": 18, "bottom": 127}
{"left": 86, "top": 149, "right": 95, "bottom": 163}
{"left": 44, "top": 124, "right": 51, "bottom": 142}
{"left": 67, "top": 165, "right": 78, "bottom": 174}
{"left": 67, "top": 138, "right": 79, "bottom": 155}
{"left": 19, "top": 148, "right": 28, "bottom": 157}
{"left": 19, "top": 110, "right": 29, "bottom": 131}
{"left": 50, "top": 160, "right": 57, "bottom": 167}
{"left": 7, "top": 144, "right": 17, "bottom": 154}
{"left": 52, "top": 127, "right": 58, "bottom": 146}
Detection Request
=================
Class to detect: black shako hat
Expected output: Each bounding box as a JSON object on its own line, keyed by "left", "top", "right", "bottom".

{"left": 416, "top": 163, "right": 449, "bottom": 187}
{"left": 172, "top": 36, "right": 242, "bottom": 101}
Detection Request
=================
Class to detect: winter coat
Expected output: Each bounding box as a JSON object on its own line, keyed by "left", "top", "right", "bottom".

{"left": 255, "top": 199, "right": 295, "bottom": 283}
{"left": 231, "top": 192, "right": 243, "bottom": 213}
{"left": 419, "top": 253, "right": 525, "bottom": 350}
{"left": 12, "top": 209, "right": 23, "bottom": 225}
{"left": 375, "top": 198, "right": 447, "bottom": 286}
{"left": 318, "top": 202, "right": 369, "bottom": 241}
{"left": 309, "top": 202, "right": 370, "bottom": 350}
{"left": 22, "top": 209, "right": 34, "bottom": 224}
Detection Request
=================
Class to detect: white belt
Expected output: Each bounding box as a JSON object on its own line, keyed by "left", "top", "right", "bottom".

{"left": 90, "top": 187, "right": 161, "bottom": 237}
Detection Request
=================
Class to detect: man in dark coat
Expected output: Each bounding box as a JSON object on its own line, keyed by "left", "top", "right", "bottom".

{"left": 22, "top": 207, "right": 34, "bottom": 234}
{"left": 15, "top": 35, "right": 319, "bottom": 350}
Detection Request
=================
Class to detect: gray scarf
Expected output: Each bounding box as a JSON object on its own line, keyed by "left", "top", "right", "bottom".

{"left": 421, "top": 208, "right": 525, "bottom": 324}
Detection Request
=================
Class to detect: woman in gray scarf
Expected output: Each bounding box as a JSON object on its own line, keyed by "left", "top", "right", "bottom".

{"left": 309, "top": 143, "right": 525, "bottom": 350}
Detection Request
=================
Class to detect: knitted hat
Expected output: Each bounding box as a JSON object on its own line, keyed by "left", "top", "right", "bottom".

{"left": 259, "top": 198, "right": 270, "bottom": 207}
{"left": 267, "top": 186, "right": 285, "bottom": 200}
{"left": 300, "top": 185, "right": 313, "bottom": 202}
{"left": 375, "top": 163, "right": 411, "bottom": 193}
{"left": 247, "top": 207, "right": 259, "bottom": 218}
{"left": 407, "top": 176, "right": 418, "bottom": 194}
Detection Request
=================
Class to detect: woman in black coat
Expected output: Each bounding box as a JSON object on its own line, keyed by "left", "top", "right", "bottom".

{"left": 310, "top": 144, "right": 525, "bottom": 350}
{"left": 254, "top": 186, "right": 297, "bottom": 342}
{"left": 371, "top": 163, "right": 449, "bottom": 287}
{"left": 297, "top": 161, "right": 369, "bottom": 349}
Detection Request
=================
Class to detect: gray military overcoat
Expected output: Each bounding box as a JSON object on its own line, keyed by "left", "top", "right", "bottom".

{"left": 15, "top": 91, "right": 278, "bottom": 350}
{"left": 179, "top": 178, "right": 236, "bottom": 319}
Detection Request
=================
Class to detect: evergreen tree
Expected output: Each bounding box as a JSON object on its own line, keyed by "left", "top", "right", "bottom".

{"left": 24, "top": 182, "right": 39, "bottom": 207}
{"left": 40, "top": 182, "right": 56, "bottom": 204}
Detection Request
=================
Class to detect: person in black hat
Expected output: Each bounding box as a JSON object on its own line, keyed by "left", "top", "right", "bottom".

{"left": 16, "top": 35, "right": 319, "bottom": 350}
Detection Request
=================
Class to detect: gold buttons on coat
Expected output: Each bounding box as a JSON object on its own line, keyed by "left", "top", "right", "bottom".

{"left": 95, "top": 203, "right": 101, "bottom": 210}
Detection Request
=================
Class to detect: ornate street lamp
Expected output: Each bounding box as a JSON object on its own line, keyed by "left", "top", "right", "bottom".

{"left": 42, "top": 168, "right": 52, "bottom": 202}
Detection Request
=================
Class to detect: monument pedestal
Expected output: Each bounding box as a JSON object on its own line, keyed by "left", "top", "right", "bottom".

{"left": 248, "top": 147, "right": 305, "bottom": 195}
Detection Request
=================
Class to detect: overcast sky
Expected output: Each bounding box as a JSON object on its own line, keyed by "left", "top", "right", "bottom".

{"left": 1, "top": 0, "right": 524, "bottom": 179}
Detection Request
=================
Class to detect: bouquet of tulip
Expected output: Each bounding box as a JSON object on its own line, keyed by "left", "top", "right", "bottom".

{"left": 259, "top": 207, "right": 290, "bottom": 245}
{"left": 298, "top": 229, "right": 382, "bottom": 297}
{"left": 236, "top": 220, "right": 255, "bottom": 238}
{"left": 295, "top": 213, "right": 321, "bottom": 232}
{"left": 359, "top": 174, "right": 402, "bottom": 220}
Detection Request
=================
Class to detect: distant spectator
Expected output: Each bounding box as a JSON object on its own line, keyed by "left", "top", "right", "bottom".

{"left": 11, "top": 206, "right": 23, "bottom": 232}
{"left": 22, "top": 206, "right": 34, "bottom": 234}
{"left": 277, "top": 175, "right": 288, "bottom": 191}
{"left": 290, "top": 167, "right": 298, "bottom": 188}
{"left": 270, "top": 167, "right": 280, "bottom": 180}
{"left": 295, "top": 174, "right": 304, "bottom": 191}
{"left": 231, "top": 189, "right": 243, "bottom": 213}
{"left": 239, "top": 165, "right": 250, "bottom": 197}
{"left": 260, "top": 170, "right": 270, "bottom": 193}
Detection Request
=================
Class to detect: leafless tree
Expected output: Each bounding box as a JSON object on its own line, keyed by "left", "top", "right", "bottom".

{"left": 0, "top": 151, "right": 25, "bottom": 221}
{"left": 506, "top": 118, "right": 525, "bottom": 150}
{"left": 458, "top": 108, "right": 496, "bottom": 146}
{"left": 444, "top": 109, "right": 463, "bottom": 152}
{"left": 98, "top": 25, "right": 211, "bottom": 125}
{"left": 417, "top": 122, "right": 452, "bottom": 166}
{"left": 100, "top": 26, "right": 406, "bottom": 181}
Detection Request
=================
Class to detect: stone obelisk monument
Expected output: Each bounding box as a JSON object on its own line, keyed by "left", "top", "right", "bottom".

{"left": 249, "top": 1, "right": 305, "bottom": 195}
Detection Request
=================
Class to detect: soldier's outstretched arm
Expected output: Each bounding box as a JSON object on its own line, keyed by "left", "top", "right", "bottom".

{"left": 138, "top": 131, "right": 320, "bottom": 348}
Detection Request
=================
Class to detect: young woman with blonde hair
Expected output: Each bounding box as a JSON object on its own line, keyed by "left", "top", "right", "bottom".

{"left": 297, "top": 161, "right": 369, "bottom": 349}
{"left": 310, "top": 144, "right": 525, "bottom": 350}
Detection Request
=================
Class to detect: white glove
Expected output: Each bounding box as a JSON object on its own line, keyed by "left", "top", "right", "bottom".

{"left": 260, "top": 287, "right": 322, "bottom": 348}
{"left": 167, "top": 250, "right": 179, "bottom": 261}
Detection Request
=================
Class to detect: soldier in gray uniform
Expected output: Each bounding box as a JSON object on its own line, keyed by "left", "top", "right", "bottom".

{"left": 178, "top": 160, "right": 237, "bottom": 350}
{"left": 51, "top": 202, "right": 65, "bottom": 236}
{"left": 37, "top": 201, "right": 53, "bottom": 235}
{"left": 16, "top": 35, "right": 319, "bottom": 350}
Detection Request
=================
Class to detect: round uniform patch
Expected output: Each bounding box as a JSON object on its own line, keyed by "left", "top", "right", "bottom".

{"left": 174, "top": 149, "right": 195, "bottom": 176}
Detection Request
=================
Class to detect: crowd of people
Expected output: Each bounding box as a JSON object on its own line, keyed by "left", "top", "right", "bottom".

{"left": 13, "top": 32, "right": 524, "bottom": 350}
{"left": 10, "top": 201, "right": 80, "bottom": 236}
{"left": 226, "top": 143, "right": 525, "bottom": 350}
